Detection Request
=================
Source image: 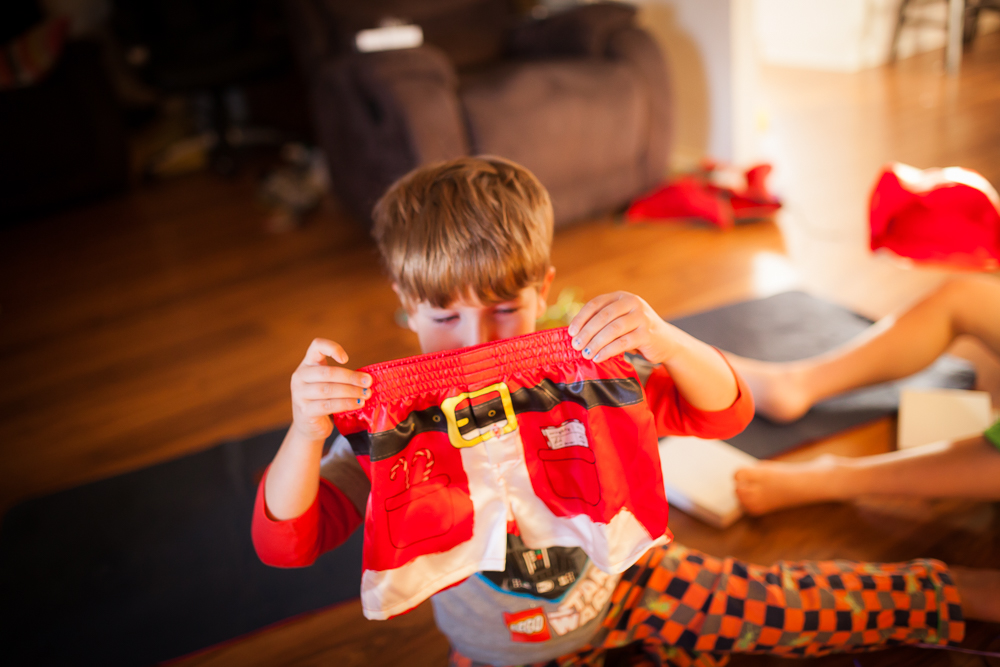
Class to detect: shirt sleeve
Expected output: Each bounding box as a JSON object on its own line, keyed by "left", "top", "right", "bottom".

{"left": 251, "top": 467, "right": 363, "bottom": 568}
{"left": 319, "top": 434, "right": 371, "bottom": 515}
{"left": 643, "top": 349, "right": 755, "bottom": 439}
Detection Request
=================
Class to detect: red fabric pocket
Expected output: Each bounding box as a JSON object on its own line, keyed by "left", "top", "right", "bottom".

{"left": 537, "top": 446, "right": 600, "bottom": 506}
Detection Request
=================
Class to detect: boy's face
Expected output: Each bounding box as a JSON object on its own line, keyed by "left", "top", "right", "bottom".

{"left": 402, "top": 268, "right": 555, "bottom": 354}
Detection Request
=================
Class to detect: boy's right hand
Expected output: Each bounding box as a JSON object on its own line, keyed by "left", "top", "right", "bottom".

{"left": 290, "top": 338, "right": 372, "bottom": 441}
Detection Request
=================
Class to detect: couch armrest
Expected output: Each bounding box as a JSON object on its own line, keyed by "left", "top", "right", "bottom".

{"left": 311, "top": 45, "right": 469, "bottom": 223}
{"left": 607, "top": 26, "right": 672, "bottom": 188}
{"left": 508, "top": 2, "right": 637, "bottom": 58}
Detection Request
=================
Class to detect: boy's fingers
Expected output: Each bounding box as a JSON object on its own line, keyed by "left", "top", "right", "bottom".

{"left": 298, "top": 365, "right": 371, "bottom": 387}
{"left": 303, "top": 338, "right": 349, "bottom": 365}
{"left": 302, "top": 397, "right": 365, "bottom": 416}
{"left": 590, "top": 331, "right": 637, "bottom": 363}
{"left": 585, "top": 316, "right": 640, "bottom": 362}
{"left": 571, "top": 297, "right": 634, "bottom": 354}
{"left": 297, "top": 382, "right": 369, "bottom": 400}
{"left": 567, "top": 293, "right": 617, "bottom": 338}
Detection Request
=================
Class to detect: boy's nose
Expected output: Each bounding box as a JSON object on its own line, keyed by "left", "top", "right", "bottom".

{"left": 465, "top": 316, "right": 497, "bottom": 347}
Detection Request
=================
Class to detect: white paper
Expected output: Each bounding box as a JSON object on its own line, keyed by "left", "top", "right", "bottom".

{"left": 658, "top": 436, "right": 758, "bottom": 529}
{"left": 897, "top": 388, "right": 993, "bottom": 449}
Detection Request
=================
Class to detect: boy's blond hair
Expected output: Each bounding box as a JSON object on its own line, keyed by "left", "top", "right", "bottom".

{"left": 372, "top": 156, "right": 554, "bottom": 309}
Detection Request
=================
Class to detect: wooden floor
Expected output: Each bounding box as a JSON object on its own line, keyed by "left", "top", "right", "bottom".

{"left": 2, "top": 33, "right": 1000, "bottom": 667}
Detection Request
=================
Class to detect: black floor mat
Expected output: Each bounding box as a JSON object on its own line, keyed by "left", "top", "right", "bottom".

{"left": 668, "top": 291, "right": 976, "bottom": 458}
{"left": 0, "top": 428, "right": 363, "bottom": 666}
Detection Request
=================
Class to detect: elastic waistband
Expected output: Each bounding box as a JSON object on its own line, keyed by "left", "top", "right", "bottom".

{"left": 363, "top": 327, "right": 581, "bottom": 402}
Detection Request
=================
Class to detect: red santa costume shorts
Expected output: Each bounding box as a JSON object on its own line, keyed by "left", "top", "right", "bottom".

{"left": 334, "top": 328, "right": 671, "bottom": 620}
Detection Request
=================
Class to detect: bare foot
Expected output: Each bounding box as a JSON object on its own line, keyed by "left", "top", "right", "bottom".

{"left": 734, "top": 455, "right": 844, "bottom": 515}
{"left": 951, "top": 566, "right": 1000, "bottom": 622}
{"left": 723, "top": 353, "right": 813, "bottom": 423}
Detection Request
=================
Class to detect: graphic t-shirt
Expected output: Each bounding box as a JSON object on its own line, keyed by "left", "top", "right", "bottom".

{"left": 430, "top": 532, "right": 623, "bottom": 664}
{"left": 314, "top": 435, "right": 621, "bottom": 665}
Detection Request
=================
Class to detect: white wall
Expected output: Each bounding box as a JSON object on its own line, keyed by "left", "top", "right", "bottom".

{"left": 621, "top": 0, "right": 999, "bottom": 171}
{"left": 755, "top": 0, "right": 999, "bottom": 71}
{"left": 637, "top": 0, "right": 762, "bottom": 168}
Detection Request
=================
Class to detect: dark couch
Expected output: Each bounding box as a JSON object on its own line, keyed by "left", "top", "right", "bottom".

{"left": 0, "top": 5, "right": 129, "bottom": 225}
{"left": 286, "top": 0, "right": 672, "bottom": 227}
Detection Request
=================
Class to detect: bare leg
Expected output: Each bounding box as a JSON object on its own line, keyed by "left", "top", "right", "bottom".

{"left": 735, "top": 435, "right": 1000, "bottom": 515}
{"left": 728, "top": 276, "right": 1000, "bottom": 423}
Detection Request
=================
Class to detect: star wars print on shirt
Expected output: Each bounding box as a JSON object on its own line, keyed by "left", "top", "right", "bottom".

{"left": 481, "top": 534, "right": 588, "bottom": 600}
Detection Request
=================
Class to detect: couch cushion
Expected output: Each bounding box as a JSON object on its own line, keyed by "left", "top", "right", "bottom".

{"left": 459, "top": 59, "right": 647, "bottom": 207}
{"left": 509, "top": 2, "right": 637, "bottom": 58}
{"left": 544, "top": 162, "right": 647, "bottom": 226}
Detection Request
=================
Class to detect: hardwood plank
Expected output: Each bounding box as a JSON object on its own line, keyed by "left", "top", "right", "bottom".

{"left": 2, "top": 30, "right": 999, "bottom": 667}
{"left": 173, "top": 601, "right": 449, "bottom": 667}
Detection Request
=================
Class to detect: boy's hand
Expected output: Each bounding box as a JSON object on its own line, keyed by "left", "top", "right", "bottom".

{"left": 568, "top": 292, "right": 679, "bottom": 365}
{"left": 290, "top": 338, "right": 372, "bottom": 441}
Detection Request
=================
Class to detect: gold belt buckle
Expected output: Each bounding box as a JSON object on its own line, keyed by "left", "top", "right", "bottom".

{"left": 440, "top": 382, "right": 518, "bottom": 449}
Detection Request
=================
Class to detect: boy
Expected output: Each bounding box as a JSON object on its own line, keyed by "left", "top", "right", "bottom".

{"left": 253, "top": 157, "right": 982, "bottom": 666}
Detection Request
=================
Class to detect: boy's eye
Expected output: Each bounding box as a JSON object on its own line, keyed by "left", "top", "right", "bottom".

{"left": 495, "top": 307, "right": 520, "bottom": 315}
{"left": 433, "top": 315, "right": 459, "bottom": 324}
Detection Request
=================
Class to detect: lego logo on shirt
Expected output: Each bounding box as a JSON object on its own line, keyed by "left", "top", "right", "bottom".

{"left": 503, "top": 607, "right": 552, "bottom": 643}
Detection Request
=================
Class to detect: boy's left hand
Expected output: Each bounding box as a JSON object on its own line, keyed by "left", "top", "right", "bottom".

{"left": 568, "top": 291, "right": 679, "bottom": 364}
